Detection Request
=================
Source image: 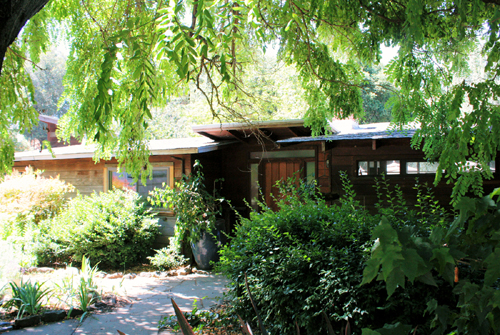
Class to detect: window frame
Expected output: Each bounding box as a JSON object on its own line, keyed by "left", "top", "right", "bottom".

{"left": 357, "top": 160, "right": 401, "bottom": 176}
{"left": 104, "top": 162, "right": 174, "bottom": 195}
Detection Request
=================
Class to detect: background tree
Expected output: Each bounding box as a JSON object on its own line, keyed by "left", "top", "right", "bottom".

{"left": 360, "top": 65, "right": 395, "bottom": 124}
{"left": 21, "top": 48, "right": 68, "bottom": 147}
{"left": 1, "top": 0, "right": 499, "bottom": 199}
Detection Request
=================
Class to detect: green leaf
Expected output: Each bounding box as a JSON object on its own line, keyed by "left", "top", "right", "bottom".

{"left": 431, "top": 247, "right": 455, "bottom": 276}
{"left": 362, "top": 330, "right": 381, "bottom": 335}
{"left": 484, "top": 248, "right": 500, "bottom": 286}
{"left": 386, "top": 267, "right": 405, "bottom": 296}
{"left": 361, "top": 258, "right": 381, "bottom": 285}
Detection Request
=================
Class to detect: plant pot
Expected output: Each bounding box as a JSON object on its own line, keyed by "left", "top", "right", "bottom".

{"left": 191, "top": 219, "right": 225, "bottom": 270}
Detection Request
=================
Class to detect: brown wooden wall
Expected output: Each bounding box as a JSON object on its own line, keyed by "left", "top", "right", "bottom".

{"left": 13, "top": 155, "right": 192, "bottom": 197}
{"left": 327, "top": 137, "right": 500, "bottom": 211}
{"left": 196, "top": 141, "right": 331, "bottom": 215}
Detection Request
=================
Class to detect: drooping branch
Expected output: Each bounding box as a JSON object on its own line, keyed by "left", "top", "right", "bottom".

{"left": 0, "top": 0, "right": 50, "bottom": 76}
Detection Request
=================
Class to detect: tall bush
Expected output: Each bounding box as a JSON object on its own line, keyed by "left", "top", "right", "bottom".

{"left": 362, "top": 188, "right": 500, "bottom": 334}
{"left": 39, "top": 189, "right": 159, "bottom": 267}
{"left": 218, "top": 175, "right": 457, "bottom": 334}
{"left": 218, "top": 177, "right": 380, "bottom": 333}
{"left": 0, "top": 167, "right": 74, "bottom": 237}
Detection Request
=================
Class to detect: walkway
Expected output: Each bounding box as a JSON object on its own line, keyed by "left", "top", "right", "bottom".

{"left": 5, "top": 273, "right": 228, "bottom": 335}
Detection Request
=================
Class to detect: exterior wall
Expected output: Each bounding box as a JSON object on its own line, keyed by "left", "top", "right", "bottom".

{"left": 13, "top": 158, "right": 106, "bottom": 197}
{"left": 328, "top": 138, "right": 500, "bottom": 211}
{"left": 194, "top": 141, "right": 330, "bottom": 232}
{"left": 13, "top": 154, "right": 193, "bottom": 248}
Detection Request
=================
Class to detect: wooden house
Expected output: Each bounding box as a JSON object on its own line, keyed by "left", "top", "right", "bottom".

{"left": 14, "top": 119, "right": 500, "bottom": 247}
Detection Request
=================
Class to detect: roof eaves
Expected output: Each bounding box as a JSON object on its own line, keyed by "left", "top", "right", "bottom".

{"left": 277, "top": 129, "right": 416, "bottom": 144}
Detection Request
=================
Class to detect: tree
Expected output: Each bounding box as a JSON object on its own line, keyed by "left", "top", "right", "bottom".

{"left": 1, "top": 0, "right": 499, "bottom": 199}
{"left": 360, "top": 65, "right": 396, "bottom": 124}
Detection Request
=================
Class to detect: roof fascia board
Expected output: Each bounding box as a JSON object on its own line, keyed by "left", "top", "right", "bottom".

{"left": 15, "top": 140, "right": 239, "bottom": 161}
{"left": 192, "top": 119, "right": 305, "bottom": 133}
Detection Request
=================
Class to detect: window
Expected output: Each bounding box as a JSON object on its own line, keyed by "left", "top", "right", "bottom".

{"left": 406, "top": 162, "right": 439, "bottom": 174}
{"left": 358, "top": 160, "right": 400, "bottom": 176}
{"left": 458, "top": 161, "right": 496, "bottom": 173}
{"left": 105, "top": 163, "right": 174, "bottom": 198}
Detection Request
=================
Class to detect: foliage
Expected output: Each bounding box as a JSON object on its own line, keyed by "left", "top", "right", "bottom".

{"left": 2, "top": 0, "right": 499, "bottom": 201}
{"left": 148, "top": 242, "right": 188, "bottom": 271}
{"left": 360, "top": 65, "right": 396, "bottom": 124}
{"left": 218, "top": 174, "right": 459, "bottom": 334}
{"left": 149, "top": 160, "right": 224, "bottom": 247}
{"left": 161, "top": 299, "right": 241, "bottom": 334}
{"left": 361, "top": 187, "right": 500, "bottom": 334}
{"left": 217, "top": 177, "right": 380, "bottom": 333}
{"left": 29, "top": 48, "right": 69, "bottom": 118}
{"left": 77, "top": 256, "right": 100, "bottom": 315}
{"left": 19, "top": 47, "right": 69, "bottom": 149}
{"left": 38, "top": 189, "right": 159, "bottom": 268}
{"left": 0, "top": 167, "right": 74, "bottom": 232}
{"left": 3, "top": 280, "right": 52, "bottom": 318}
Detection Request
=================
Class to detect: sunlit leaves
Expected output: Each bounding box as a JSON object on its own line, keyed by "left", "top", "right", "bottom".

{"left": 2, "top": 0, "right": 500, "bottom": 185}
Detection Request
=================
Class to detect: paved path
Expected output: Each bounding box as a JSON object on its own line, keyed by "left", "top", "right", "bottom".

{"left": 5, "top": 274, "right": 228, "bottom": 335}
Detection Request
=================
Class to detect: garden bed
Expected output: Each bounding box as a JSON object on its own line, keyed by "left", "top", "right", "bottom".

{"left": 0, "top": 264, "right": 202, "bottom": 331}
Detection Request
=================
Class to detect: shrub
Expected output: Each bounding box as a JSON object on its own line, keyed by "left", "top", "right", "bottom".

{"left": 3, "top": 280, "right": 52, "bottom": 318}
{"left": 39, "top": 189, "right": 159, "bottom": 268}
{"left": 362, "top": 188, "right": 500, "bottom": 334}
{"left": 148, "top": 241, "right": 188, "bottom": 270}
{"left": 0, "top": 167, "right": 74, "bottom": 267}
{"left": 217, "top": 177, "right": 382, "bottom": 333}
{"left": 0, "top": 167, "right": 74, "bottom": 233}
{"left": 218, "top": 175, "right": 457, "bottom": 334}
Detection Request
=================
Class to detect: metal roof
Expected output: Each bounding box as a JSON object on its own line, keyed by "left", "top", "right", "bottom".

{"left": 15, "top": 137, "right": 235, "bottom": 161}
{"left": 277, "top": 123, "right": 417, "bottom": 144}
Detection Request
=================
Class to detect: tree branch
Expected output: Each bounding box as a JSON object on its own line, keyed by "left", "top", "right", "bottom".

{"left": 7, "top": 47, "right": 45, "bottom": 70}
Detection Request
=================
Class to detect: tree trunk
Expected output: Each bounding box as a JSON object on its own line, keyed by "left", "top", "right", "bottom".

{"left": 0, "top": 0, "right": 50, "bottom": 76}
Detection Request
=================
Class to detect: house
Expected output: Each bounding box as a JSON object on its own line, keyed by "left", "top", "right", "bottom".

{"left": 14, "top": 118, "right": 500, "bottom": 247}
{"left": 39, "top": 115, "right": 81, "bottom": 147}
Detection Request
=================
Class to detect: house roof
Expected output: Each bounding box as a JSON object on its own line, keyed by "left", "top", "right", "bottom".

{"left": 15, "top": 120, "right": 418, "bottom": 161}
{"left": 38, "top": 115, "right": 59, "bottom": 125}
{"left": 15, "top": 137, "right": 234, "bottom": 161}
{"left": 277, "top": 122, "right": 417, "bottom": 144}
{"left": 192, "top": 119, "right": 312, "bottom": 142}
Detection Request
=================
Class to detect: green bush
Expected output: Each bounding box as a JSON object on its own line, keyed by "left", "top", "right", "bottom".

{"left": 218, "top": 175, "right": 457, "bottom": 334}
{"left": 148, "top": 241, "right": 188, "bottom": 270}
{"left": 217, "top": 177, "right": 378, "bottom": 333}
{"left": 38, "top": 189, "right": 159, "bottom": 268}
{"left": 362, "top": 188, "right": 500, "bottom": 334}
{"left": 0, "top": 167, "right": 74, "bottom": 239}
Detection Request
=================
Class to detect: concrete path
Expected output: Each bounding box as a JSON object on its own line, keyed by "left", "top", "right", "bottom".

{"left": 5, "top": 274, "right": 229, "bottom": 335}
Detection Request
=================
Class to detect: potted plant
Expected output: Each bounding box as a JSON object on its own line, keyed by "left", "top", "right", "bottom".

{"left": 149, "top": 160, "right": 225, "bottom": 270}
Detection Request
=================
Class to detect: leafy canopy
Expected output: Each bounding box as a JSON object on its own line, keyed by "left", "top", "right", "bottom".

{"left": 1, "top": 0, "right": 500, "bottom": 196}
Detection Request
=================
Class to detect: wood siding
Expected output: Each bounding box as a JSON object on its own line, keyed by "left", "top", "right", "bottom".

{"left": 328, "top": 138, "right": 500, "bottom": 211}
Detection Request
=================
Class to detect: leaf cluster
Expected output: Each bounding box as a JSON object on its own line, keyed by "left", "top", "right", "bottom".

{"left": 218, "top": 173, "right": 462, "bottom": 334}
{"left": 37, "top": 188, "right": 159, "bottom": 268}
{"left": 362, "top": 187, "right": 500, "bottom": 334}
{"left": 148, "top": 160, "right": 224, "bottom": 246}
{"left": 3, "top": 280, "right": 52, "bottom": 319}
{"left": 0, "top": 167, "right": 74, "bottom": 231}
